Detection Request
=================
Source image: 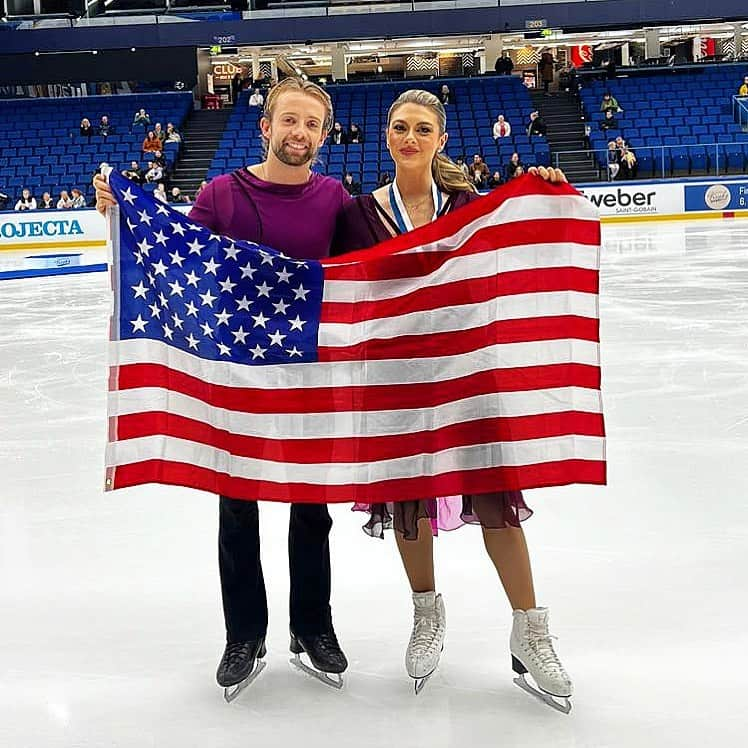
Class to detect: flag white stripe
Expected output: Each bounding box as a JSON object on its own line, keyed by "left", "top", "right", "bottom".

{"left": 113, "top": 337, "right": 600, "bottom": 389}
{"left": 106, "top": 433, "right": 605, "bottom": 484}
{"left": 318, "top": 291, "right": 598, "bottom": 347}
{"left": 324, "top": 194, "right": 599, "bottom": 266}
{"left": 109, "top": 386, "right": 603, "bottom": 440}
{"left": 323, "top": 243, "right": 600, "bottom": 303}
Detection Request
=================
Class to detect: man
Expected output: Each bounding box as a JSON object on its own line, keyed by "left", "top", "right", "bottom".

{"left": 132, "top": 108, "right": 151, "bottom": 131}
{"left": 94, "top": 77, "right": 350, "bottom": 701}
{"left": 527, "top": 110, "right": 547, "bottom": 137}
{"left": 248, "top": 88, "right": 264, "bottom": 108}
{"left": 122, "top": 161, "right": 143, "bottom": 184}
{"left": 739, "top": 76, "right": 748, "bottom": 96}
{"left": 468, "top": 153, "right": 490, "bottom": 188}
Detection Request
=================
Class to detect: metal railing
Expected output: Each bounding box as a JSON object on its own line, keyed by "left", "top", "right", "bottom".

{"left": 732, "top": 95, "right": 748, "bottom": 132}
{"left": 553, "top": 141, "right": 748, "bottom": 182}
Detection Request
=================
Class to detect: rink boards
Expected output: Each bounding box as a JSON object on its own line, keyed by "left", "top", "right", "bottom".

{"left": 1, "top": 180, "right": 748, "bottom": 280}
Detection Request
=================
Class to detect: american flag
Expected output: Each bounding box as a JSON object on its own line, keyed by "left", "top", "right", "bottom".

{"left": 105, "top": 170, "right": 606, "bottom": 502}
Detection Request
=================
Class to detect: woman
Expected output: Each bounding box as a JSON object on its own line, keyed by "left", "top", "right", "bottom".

{"left": 142, "top": 131, "right": 161, "bottom": 154}
{"left": 56, "top": 190, "right": 72, "bottom": 209}
{"left": 332, "top": 89, "right": 572, "bottom": 710}
{"left": 504, "top": 151, "right": 525, "bottom": 181}
{"left": 347, "top": 123, "right": 363, "bottom": 144}
{"left": 40, "top": 191, "right": 54, "bottom": 209}
{"left": 70, "top": 188, "right": 86, "bottom": 208}
{"left": 165, "top": 123, "right": 182, "bottom": 143}
{"left": 79, "top": 118, "right": 93, "bottom": 138}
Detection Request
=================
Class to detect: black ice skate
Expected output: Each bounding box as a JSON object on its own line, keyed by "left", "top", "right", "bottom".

{"left": 289, "top": 628, "right": 348, "bottom": 689}
{"left": 217, "top": 637, "right": 267, "bottom": 703}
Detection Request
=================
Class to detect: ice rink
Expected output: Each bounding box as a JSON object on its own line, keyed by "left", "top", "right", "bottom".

{"left": 1, "top": 218, "right": 746, "bottom": 748}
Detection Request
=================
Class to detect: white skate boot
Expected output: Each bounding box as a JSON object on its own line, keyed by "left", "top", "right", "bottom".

{"left": 405, "top": 591, "right": 446, "bottom": 694}
{"left": 510, "top": 607, "right": 573, "bottom": 713}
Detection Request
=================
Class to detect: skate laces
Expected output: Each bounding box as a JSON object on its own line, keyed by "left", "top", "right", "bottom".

{"left": 411, "top": 606, "right": 443, "bottom": 655}
{"left": 526, "top": 622, "right": 567, "bottom": 677}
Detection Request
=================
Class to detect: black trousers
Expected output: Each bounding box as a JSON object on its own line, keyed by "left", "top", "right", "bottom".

{"left": 218, "top": 496, "right": 333, "bottom": 644}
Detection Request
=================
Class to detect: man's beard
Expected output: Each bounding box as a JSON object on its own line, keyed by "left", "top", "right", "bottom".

{"left": 271, "top": 138, "right": 317, "bottom": 166}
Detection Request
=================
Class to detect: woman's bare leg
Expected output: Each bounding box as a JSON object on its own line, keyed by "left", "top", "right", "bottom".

{"left": 482, "top": 526, "right": 536, "bottom": 610}
{"left": 395, "top": 518, "right": 436, "bottom": 592}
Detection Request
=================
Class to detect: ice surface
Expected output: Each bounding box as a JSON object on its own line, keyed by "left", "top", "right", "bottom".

{"left": 1, "top": 219, "right": 746, "bottom": 747}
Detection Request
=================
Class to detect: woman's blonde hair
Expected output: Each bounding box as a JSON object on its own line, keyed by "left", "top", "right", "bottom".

{"left": 263, "top": 77, "right": 334, "bottom": 133}
{"left": 387, "top": 89, "right": 476, "bottom": 194}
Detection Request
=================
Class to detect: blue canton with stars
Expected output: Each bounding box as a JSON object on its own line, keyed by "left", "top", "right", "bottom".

{"left": 111, "top": 171, "right": 324, "bottom": 365}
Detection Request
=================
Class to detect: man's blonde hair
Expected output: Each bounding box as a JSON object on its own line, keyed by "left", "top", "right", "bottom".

{"left": 263, "top": 77, "right": 334, "bottom": 133}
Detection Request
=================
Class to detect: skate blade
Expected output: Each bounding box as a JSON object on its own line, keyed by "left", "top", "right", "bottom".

{"left": 290, "top": 653, "right": 344, "bottom": 690}
{"left": 513, "top": 674, "right": 572, "bottom": 714}
{"left": 223, "top": 659, "right": 267, "bottom": 703}
{"left": 413, "top": 671, "right": 434, "bottom": 695}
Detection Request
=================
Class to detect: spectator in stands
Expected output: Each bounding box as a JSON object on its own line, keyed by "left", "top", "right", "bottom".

{"left": 348, "top": 123, "right": 363, "bottom": 143}
{"left": 527, "top": 111, "right": 547, "bottom": 137}
{"left": 0, "top": 189, "right": 8, "bottom": 211}
{"left": 342, "top": 172, "right": 361, "bottom": 196}
{"left": 513, "top": 165, "right": 525, "bottom": 178}
{"left": 600, "top": 110, "right": 619, "bottom": 131}
{"left": 152, "top": 150, "right": 167, "bottom": 170}
{"left": 494, "top": 54, "right": 514, "bottom": 76}
{"left": 122, "top": 161, "right": 143, "bottom": 184}
{"left": 70, "top": 188, "right": 86, "bottom": 209}
{"left": 15, "top": 188, "right": 36, "bottom": 211}
{"left": 132, "top": 108, "right": 151, "bottom": 131}
{"left": 154, "top": 123, "right": 166, "bottom": 143}
{"left": 170, "top": 187, "right": 191, "bottom": 203}
{"left": 145, "top": 161, "right": 164, "bottom": 183}
{"left": 377, "top": 171, "right": 392, "bottom": 187}
{"left": 539, "top": 49, "right": 555, "bottom": 95}
{"left": 142, "top": 131, "right": 162, "bottom": 154}
{"left": 231, "top": 72, "right": 244, "bottom": 104}
{"left": 468, "top": 154, "right": 490, "bottom": 188}
{"left": 165, "top": 123, "right": 182, "bottom": 143}
{"left": 80, "top": 118, "right": 93, "bottom": 138}
{"left": 504, "top": 151, "right": 525, "bottom": 181}
{"left": 248, "top": 88, "right": 264, "bottom": 108}
{"left": 56, "top": 190, "right": 72, "bottom": 209}
{"left": 40, "top": 191, "right": 54, "bottom": 209}
{"left": 455, "top": 155, "right": 470, "bottom": 179}
{"left": 195, "top": 180, "right": 209, "bottom": 200}
{"left": 331, "top": 122, "right": 347, "bottom": 145}
{"left": 98, "top": 115, "right": 111, "bottom": 138}
{"left": 600, "top": 92, "right": 622, "bottom": 113}
{"left": 605, "top": 59, "right": 617, "bottom": 80}
{"left": 739, "top": 76, "right": 748, "bottom": 96}
{"left": 154, "top": 183, "right": 168, "bottom": 203}
{"left": 438, "top": 84, "right": 454, "bottom": 106}
{"left": 583, "top": 122, "right": 592, "bottom": 150}
{"left": 614, "top": 135, "right": 629, "bottom": 151}
{"left": 606, "top": 141, "right": 621, "bottom": 180}
{"left": 487, "top": 170, "right": 503, "bottom": 189}
{"left": 493, "top": 114, "right": 511, "bottom": 140}
{"left": 619, "top": 145, "right": 637, "bottom": 180}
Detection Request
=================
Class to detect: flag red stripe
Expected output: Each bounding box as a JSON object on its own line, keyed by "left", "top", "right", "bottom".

{"left": 318, "top": 315, "right": 599, "bottom": 362}
{"left": 114, "top": 411, "right": 605, "bottom": 464}
{"left": 324, "top": 220, "right": 599, "bottom": 282}
{"left": 116, "top": 361, "right": 600, "bottom": 413}
{"left": 321, "top": 176, "right": 592, "bottom": 267}
{"left": 321, "top": 267, "right": 599, "bottom": 324}
{"left": 110, "top": 458, "right": 606, "bottom": 502}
